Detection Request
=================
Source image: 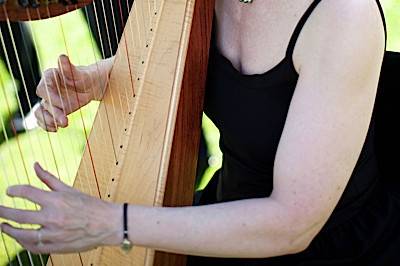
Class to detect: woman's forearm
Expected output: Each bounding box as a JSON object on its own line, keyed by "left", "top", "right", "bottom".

{"left": 110, "top": 198, "right": 309, "bottom": 258}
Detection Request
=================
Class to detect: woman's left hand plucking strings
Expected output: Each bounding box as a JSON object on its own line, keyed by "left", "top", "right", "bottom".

{"left": 0, "top": 163, "right": 122, "bottom": 254}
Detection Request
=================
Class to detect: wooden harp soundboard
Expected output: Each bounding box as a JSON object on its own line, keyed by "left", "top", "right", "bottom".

{"left": 0, "top": 0, "right": 215, "bottom": 265}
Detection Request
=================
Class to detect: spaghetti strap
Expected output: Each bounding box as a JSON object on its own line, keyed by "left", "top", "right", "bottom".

{"left": 285, "top": 0, "right": 322, "bottom": 58}
{"left": 286, "top": 0, "right": 388, "bottom": 58}
{"left": 376, "top": 0, "right": 387, "bottom": 49}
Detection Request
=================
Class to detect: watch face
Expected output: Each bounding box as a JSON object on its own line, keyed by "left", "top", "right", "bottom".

{"left": 121, "top": 238, "right": 133, "bottom": 253}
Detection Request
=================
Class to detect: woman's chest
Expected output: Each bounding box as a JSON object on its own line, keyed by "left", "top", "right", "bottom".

{"left": 214, "top": 0, "right": 312, "bottom": 75}
{"left": 204, "top": 55, "right": 298, "bottom": 165}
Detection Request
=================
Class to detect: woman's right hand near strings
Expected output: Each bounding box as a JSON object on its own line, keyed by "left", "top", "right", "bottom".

{"left": 35, "top": 55, "right": 114, "bottom": 132}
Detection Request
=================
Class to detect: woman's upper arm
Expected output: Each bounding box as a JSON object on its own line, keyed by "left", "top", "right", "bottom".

{"left": 270, "top": 0, "right": 385, "bottom": 247}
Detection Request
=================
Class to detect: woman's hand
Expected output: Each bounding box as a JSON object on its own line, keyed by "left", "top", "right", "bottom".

{"left": 35, "top": 55, "right": 114, "bottom": 132}
{"left": 0, "top": 163, "right": 122, "bottom": 254}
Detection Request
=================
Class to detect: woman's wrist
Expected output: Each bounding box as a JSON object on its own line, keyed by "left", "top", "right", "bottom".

{"left": 100, "top": 202, "right": 124, "bottom": 246}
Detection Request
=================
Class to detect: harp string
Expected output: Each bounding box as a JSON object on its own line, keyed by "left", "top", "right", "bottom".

{"left": 57, "top": 17, "right": 102, "bottom": 200}
{"left": 11, "top": 6, "right": 96, "bottom": 266}
{"left": 85, "top": 0, "right": 138, "bottom": 205}
{"left": 83, "top": 1, "right": 120, "bottom": 168}
{"left": 53, "top": 33, "right": 87, "bottom": 266}
{"left": 0, "top": 75, "right": 29, "bottom": 266}
{"left": 0, "top": 9, "right": 51, "bottom": 265}
{"left": 0, "top": 230, "right": 11, "bottom": 265}
{"left": 93, "top": 0, "right": 137, "bottom": 204}
{"left": 1, "top": 5, "right": 64, "bottom": 266}
{"left": 117, "top": 0, "right": 136, "bottom": 98}
{"left": 0, "top": 14, "right": 40, "bottom": 179}
{"left": 0, "top": 2, "right": 114, "bottom": 264}
{"left": 99, "top": 0, "right": 161, "bottom": 204}
{"left": 59, "top": 0, "right": 143, "bottom": 197}
{"left": 97, "top": 0, "right": 162, "bottom": 203}
{"left": 0, "top": 85, "right": 36, "bottom": 266}
{"left": 0, "top": 154, "right": 24, "bottom": 266}
{"left": 77, "top": 0, "right": 161, "bottom": 213}
{"left": 55, "top": 1, "right": 136, "bottom": 263}
{"left": 0, "top": 0, "right": 158, "bottom": 264}
{"left": 52, "top": 6, "right": 103, "bottom": 265}
{"left": 17, "top": 21, "right": 52, "bottom": 174}
{"left": 1, "top": 5, "right": 95, "bottom": 266}
{"left": 88, "top": 3, "right": 165, "bottom": 235}
{"left": 89, "top": 2, "right": 125, "bottom": 153}
{"left": 2, "top": 9, "right": 65, "bottom": 195}
{"left": 26, "top": 10, "right": 79, "bottom": 266}
{"left": 79, "top": 8, "right": 118, "bottom": 205}
{"left": 29, "top": 4, "right": 108, "bottom": 265}
{"left": 56, "top": 18, "right": 97, "bottom": 201}
{"left": 55, "top": 1, "right": 140, "bottom": 262}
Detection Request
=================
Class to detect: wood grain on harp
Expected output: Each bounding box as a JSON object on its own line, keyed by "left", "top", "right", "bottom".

{"left": 0, "top": 0, "right": 93, "bottom": 21}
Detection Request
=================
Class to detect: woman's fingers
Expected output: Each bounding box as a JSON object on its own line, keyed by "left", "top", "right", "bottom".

{"left": 41, "top": 100, "right": 68, "bottom": 128}
{"left": 1, "top": 225, "right": 63, "bottom": 245}
{"left": 22, "top": 240, "right": 86, "bottom": 255}
{"left": 0, "top": 225, "right": 60, "bottom": 254}
{"left": 6, "top": 185, "right": 50, "bottom": 205}
{"left": 34, "top": 163, "right": 74, "bottom": 193}
{"left": 36, "top": 69, "right": 71, "bottom": 123}
{"left": 0, "top": 206, "right": 44, "bottom": 225}
{"left": 37, "top": 119, "right": 57, "bottom": 133}
{"left": 36, "top": 67, "right": 77, "bottom": 118}
{"left": 36, "top": 69, "right": 66, "bottom": 109}
{"left": 58, "top": 55, "right": 84, "bottom": 91}
{"left": 35, "top": 55, "right": 96, "bottom": 123}
{"left": 0, "top": 223, "right": 40, "bottom": 244}
{"left": 35, "top": 105, "right": 58, "bottom": 132}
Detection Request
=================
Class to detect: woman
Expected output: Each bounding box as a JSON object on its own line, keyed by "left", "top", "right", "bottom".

{"left": 1, "top": 0, "right": 398, "bottom": 265}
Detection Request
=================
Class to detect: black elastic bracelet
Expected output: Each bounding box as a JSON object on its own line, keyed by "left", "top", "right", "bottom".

{"left": 123, "top": 203, "right": 129, "bottom": 239}
{"left": 121, "top": 203, "right": 133, "bottom": 252}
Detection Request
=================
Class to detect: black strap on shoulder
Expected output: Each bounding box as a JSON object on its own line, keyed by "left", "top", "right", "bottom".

{"left": 376, "top": 0, "right": 387, "bottom": 50}
{"left": 285, "top": 0, "right": 322, "bottom": 58}
{"left": 286, "top": 0, "right": 388, "bottom": 57}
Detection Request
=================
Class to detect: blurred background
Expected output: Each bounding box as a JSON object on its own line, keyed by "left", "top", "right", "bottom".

{"left": 0, "top": 0, "right": 399, "bottom": 264}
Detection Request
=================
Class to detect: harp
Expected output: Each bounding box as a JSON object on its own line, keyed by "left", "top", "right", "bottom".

{"left": 0, "top": 0, "right": 214, "bottom": 265}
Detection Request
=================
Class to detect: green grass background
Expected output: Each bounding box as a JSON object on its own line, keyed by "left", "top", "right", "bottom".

{"left": 0, "top": 1, "right": 399, "bottom": 264}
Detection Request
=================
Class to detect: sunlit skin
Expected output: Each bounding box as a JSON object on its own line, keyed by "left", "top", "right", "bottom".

{"left": 0, "top": 0, "right": 385, "bottom": 258}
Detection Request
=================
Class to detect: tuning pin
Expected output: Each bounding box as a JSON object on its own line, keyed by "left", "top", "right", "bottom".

{"left": 59, "top": 0, "right": 69, "bottom": 5}
{"left": 30, "top": 0, "right": 40, "bottom": 8}
{"left": 60, "top": 0, "right": 78, "bottom": 5}
{"left": 18, "top": 0, "right": 30, "bottom": 7}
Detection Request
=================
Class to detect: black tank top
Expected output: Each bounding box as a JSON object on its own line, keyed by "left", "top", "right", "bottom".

{"left": 204, "top": 0, "right": 387, "bottom": 229}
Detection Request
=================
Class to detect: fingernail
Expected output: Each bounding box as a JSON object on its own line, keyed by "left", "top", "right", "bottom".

{"left": 0, "top": 223, "right": 10, "bottom": 232}
{"left": 6, "top": 187, "right": 14, "bottom": 196}
{"left": 60, "top": 117, "right": 67, "bottom": 126}
{"left": 34, "top": 162, "right": 42, "bottom": 171}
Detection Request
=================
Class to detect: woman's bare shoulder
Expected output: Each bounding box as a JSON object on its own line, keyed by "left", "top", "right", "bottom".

{"left": 292, "top": 0, "right": 385, "bottom": 74}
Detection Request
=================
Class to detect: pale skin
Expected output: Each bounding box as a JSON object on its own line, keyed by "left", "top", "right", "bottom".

{"left": 0, "top": 0, "right": 385, "bottom": 258}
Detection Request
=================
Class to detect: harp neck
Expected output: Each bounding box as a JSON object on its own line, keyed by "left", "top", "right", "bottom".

{"left": 0, "top": 0, "right": 93, "bottom": 21}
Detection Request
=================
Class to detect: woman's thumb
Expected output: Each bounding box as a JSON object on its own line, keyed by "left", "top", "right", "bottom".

{"left": 58, "top": 55, "right": 78, "bottom": 84}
